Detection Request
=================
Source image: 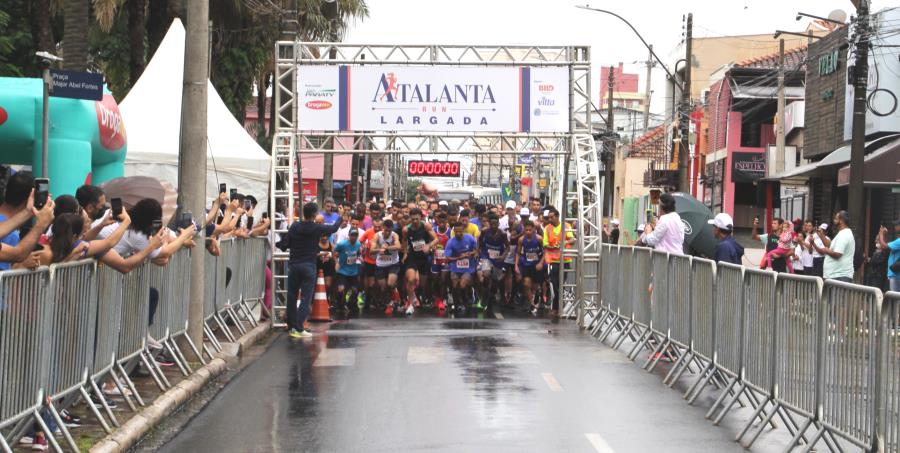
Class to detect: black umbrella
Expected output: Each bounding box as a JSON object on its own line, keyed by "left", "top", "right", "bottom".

{"left": 671, "top": 192, "right": 717, "bottom": 258}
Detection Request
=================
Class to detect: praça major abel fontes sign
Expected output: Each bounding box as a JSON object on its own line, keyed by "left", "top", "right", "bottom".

{"left": 296, "top": 65, "right": 570, "bottom": 133}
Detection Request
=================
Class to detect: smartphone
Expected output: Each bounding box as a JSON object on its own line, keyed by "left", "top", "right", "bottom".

{"left": 247, "top": 216, "right": 255, "bottom": 230}
{"left": 243, "top": 199, "right": 252, "bottom": 210}
{"left": 262, "top": 212, "right": 269, "bottom": 220}
{"left": 230, "top": 188, "right": 238, "bottom": 201}
{"left": 217, "top": 214, "right": 224, "bottom": 225}
{"left": 151, "top": 219, "right": 163, "bottom": 235}
{"left": 111, "top": 197, "right": 123, "bottom": 217}
{"left": 34, "top": 178, "right": 49, "bottom": 210}
{"left": 219, "top": 183, "right": 227, "bottom": 194}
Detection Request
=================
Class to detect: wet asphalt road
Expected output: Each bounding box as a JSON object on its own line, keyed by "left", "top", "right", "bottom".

{"left": 158, "top": 311, "right": 781, "bottom": 453}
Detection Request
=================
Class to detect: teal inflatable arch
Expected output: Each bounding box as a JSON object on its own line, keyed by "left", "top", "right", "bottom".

{"left": 0, "top": 77, "right": 126, "bottom": 196}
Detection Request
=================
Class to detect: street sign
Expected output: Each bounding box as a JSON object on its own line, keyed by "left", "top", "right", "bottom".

{"left": 517, "top": 154, "right": 534, "bottom": 165}
{"left": 50, "top": 69, "right": 103, "bottom": 101}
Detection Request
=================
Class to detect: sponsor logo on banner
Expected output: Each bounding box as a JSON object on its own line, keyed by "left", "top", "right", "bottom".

{"left": 305, "top": 100, "right": 333, "bottom": 110}
{"left": 95, "top": 94, "right": 126, "bottom": 151}
{"left": 371, "top": 71, "right": 496, "bottom": 128}
{"left": 0, "top": 106, "right": 7, "bottom": 126}
{"left": 538, "top": 84, "right": 554, "bottom": 93}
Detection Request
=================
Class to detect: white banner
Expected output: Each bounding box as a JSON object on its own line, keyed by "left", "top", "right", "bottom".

{"left": 296, "top": 65, "right": 569, "bottom": 133}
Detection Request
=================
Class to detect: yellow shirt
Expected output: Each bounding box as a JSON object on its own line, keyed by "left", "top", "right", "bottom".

{"left": 464, "top": 223, "right": 480, "bottom": 238}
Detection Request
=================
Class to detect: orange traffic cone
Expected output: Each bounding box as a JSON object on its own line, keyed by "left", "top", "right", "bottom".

{"left": 309, "top": 270, "right": 332, "bottom": 322}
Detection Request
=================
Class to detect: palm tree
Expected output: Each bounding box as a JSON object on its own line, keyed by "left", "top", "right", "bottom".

{"left": 63, "top": 0, "right": 90, "bottom": 69}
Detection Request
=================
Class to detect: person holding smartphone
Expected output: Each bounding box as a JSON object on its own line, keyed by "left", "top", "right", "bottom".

{"left": 38, "top": 209, "right": 131, "bottom": 265}
{"left": 0, "top": 172, "right": 59, "bottom": 269}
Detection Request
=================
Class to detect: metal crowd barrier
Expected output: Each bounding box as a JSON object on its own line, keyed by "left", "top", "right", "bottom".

{"left": 88, "top": 265, "right": 125, "bottom": 432}
{"left": 586, "top": 244, "right": 897, "bottom": 452}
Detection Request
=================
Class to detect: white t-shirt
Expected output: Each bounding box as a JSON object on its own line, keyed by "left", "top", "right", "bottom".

{"left": 809, "top": 234, "right": 824, "bottom": 258}
{"left": 823, "top": 228, "right": 855, "bottom": 279}
{"left": 792, "top": 244, "right": 805, "bottom": 271}
{"left": 97, "top": 221, "right": 164, "bottom": 259}
{"left": 799, "top": 242, "right": 814, "bottom": 268}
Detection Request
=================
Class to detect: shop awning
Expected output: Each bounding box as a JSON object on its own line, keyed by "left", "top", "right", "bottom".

{"left": 763, "top": 133, "right": 900, "bottom": 181}
{"left": 837, "top": 137, "right": 900, "bottom": 187}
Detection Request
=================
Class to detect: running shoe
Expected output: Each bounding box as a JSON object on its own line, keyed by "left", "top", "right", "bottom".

{"left": 60, "top": 409, "right": 81, "bottom": 428}
{"left": 25, "top": 434, "right": 47, "bottom": 451}
{"left": 405, "top": 304, "right": 415, "bottom": 316}
{"left": 357, "top": 292, "right": 366, "bottom": 308}
{"left": 475, "top": 299, "right": 484, "bottom": 311}
{"left": 146, "top": 335, "right": 163, "bottom": 350}
{"left": 385, "top": 303, "right": 394, "bottom": 316}
{"left": 435, "top": 298, "right": 446, "bottom": 311}
{"left": 89, "top": 393, "right": 119, "bottom": 410}
{"left": 288, "top": 328, "right": 304, "bottom": 339}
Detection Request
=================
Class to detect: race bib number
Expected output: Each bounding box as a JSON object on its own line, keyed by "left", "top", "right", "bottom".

{"left": 434, "top": 249, "right": 445, "bottom": 260}
{"left": 456, "top": 259, "right": 470, "bottom": 269}
{"left": 488, "top": 249, "right": 502, "bottom": 260}
{"left": 346, "top": 254, "right": 357, "bottom": 265}
{"left": 526, "top": 252, "right": 539, "bottom": 262}
{"left": 412, "top": 240, "right": 426, "bottom": 252}
{"left": 377, "top": 254, "right": 395, "bottom": 265}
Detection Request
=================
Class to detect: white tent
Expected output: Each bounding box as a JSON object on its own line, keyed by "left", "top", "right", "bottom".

{"left": 120, "top": 19, "right": 270, "bottom": 212}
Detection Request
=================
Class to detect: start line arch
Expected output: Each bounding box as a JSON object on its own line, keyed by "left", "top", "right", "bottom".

{"left": 268, "top": 41, "right": 603, "bottom": 324}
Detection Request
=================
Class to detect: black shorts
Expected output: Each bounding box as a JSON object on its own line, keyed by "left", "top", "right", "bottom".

{"left": 362, "top": 262, "right": 377, "bottom": 278}
{"left": 403, "top": 256, "right": 431, "bottom": 274}
{"left": 318, "top": 261, "right": 335, "bottom": 277}
{"left": 519, "top": 265, "right": 544, "bottom": 283}
{"left": 336, "top": 273, "right": 359, "bottom": 289}
{"left": 375, "top": 264, "right": 401, "bottom": 280}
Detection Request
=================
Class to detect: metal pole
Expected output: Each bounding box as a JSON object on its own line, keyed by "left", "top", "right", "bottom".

{"left": 181, "top": 0, "right": 209, "bottom": 357}
{"left": 643, "top": 45, "right": 653, "bottom": 135}
{"left": 849, "top": 0, "right": 869, "bottom": 244}
{"left": 41, "top": 66, "right": 50, "bottom": 178}
{"left": 678, "top": 13, "right": 693, "bottom": 192}
{"left": 606, "top": 66, "right": 615, "bottom": 219}
{"left": 776, "top": 39, "right": 786, "bottom": 174}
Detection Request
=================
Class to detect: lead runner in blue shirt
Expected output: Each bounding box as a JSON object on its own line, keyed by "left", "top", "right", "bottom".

{"left": 445, "top": 221, "right": 478, "bottom": 311}
{"left": 334, "top": 228, "right": 363, "bottom": 310}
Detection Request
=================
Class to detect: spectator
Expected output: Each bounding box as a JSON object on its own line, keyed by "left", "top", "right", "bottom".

{"left": 39, "top": 210, "right": 130, "bottom": 264}
{"left": 811, "top": 210, "right": 855, "bottom": 283}
{"left": 642, "top": 193, "right": 685, "bottom": 254}
{"left": 278, "top": 202, "right": 340, "bottom": 338}
{"left": 75, "top": 184, "right": 107, "bottom": 221}
{"left": 803, "top": 221, "right": 825, "bottom": 277}
{"left": 0, "top": 173, "right": 55, "bottom": 268}
{"left": 878, "top": 220, "right": 900, "bottom": 292}
{"left": 794, "top": 233, "right": 813, "bottom": 276}
{"left": 751, "top": 217, "right": 790, "bottom": 273}
{"left": 543, "top": 206, "right": 575, "bottom": 317}
{"left": 603, "top": 219, "right": 620, "bottom": 244}
{"left": 708, "top": 213, "right": 743, "bottom": 265}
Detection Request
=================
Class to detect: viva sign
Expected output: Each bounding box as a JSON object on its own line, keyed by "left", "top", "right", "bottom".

{"left": 297, "top": 65, "right": 568, "bottom": 133}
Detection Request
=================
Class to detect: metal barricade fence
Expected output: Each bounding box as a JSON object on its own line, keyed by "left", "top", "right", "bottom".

{"left": 740, "top": 273, "right": 823, "bottom": 449}
{"left": 92, "top": 266, "right": 124, "bottom": 379}
{"left": 597, "top": 245, "right": 627, "bottom": 341}
{"left": 664, "top": 257, "right": 714, "bottom": 388}
{"left": 591, "top": 244, "right": 616, "bottom": 335}
{"left": 0, "top": 268, "right": 52, "bottom": 449}
{"left": 740, "top": 268, "right": 777, "bottom": 398}
{"left": 117, "top": 263, "right": 153, "bottom": 394}
{"left": 879, "top": 291, "right": 900, "bottom": 453}
{"left": 629, "top": 247, "right": 652, "bottom": 337}
{"left": 649, "top": 251, "right": 670, "bottom": 338}
{"left": 46, "top": 261, "right": 98, "bottom": 401}
{"left": 216, "top": 239, "right": 237, "bottom": 340}
{"left": 244, "top": 238, "right": 267, "bottom": 303}
{"left": 203, "top": 251, "right": 217, "bottom": 322}
{"left": 147, "top": 264, "right": 171, "bottom": 344}
{"left": 667, "top": 254, "right": 692, "bottom": 350}
{"left": 814, "top": 280, "right": 882, "bottom": 450}
{"left": 166, "top": 248, "right": 191, "bottom": 338}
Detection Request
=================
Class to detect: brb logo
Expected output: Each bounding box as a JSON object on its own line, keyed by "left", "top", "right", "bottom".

{"left": 0, "top": 106, "right": 7, "bottom": 126}
{"left": 94, "top": 94, "right": 126, "bottom": 151}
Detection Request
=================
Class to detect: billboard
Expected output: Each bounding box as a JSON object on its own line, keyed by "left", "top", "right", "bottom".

{"left": 297, "top": 65, "right": 569, "bottom": 133}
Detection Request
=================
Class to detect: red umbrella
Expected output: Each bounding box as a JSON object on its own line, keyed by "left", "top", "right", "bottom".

{"left": 100, "top": 176, "right": 178, "bottom": 224}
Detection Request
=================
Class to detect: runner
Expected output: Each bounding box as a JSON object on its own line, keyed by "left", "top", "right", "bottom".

{"left": 316, "top": 234, "right": 335, "bottom": 305}
{"left": 358, "top": 218, "right": 383, "bottom": 309}
{"left": 401, "top": 208, "right": 438, "bottom": 315}
{"left": 477, "top": 214, "right": 508, "bottom": 311}
{"left": 515, "top": 220, "right": 544, "bottom": 314}
{"left": 334, "top": 228, "right": 363, "bottom": 311}
{"left": 372, "top": 219, "right": 402, "bottom": 314}
{"left": 445, "top": 221, "right": 478, "bottom": 314}
{"left": 429, "top": 212, "right": 452, "bottom": 311}
{"left": 458, "top": 209, "right": 480, "bottom": 238}
{"left": 503, "top": 211, "right": 524, "bottom": 306}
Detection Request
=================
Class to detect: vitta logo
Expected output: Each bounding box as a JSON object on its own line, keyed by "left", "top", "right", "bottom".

{"left": 305, "top": 100, "right": 333, "bottom": 110}
{"left": 94, "top": 94, "right": 125, "bottom": 151}
{"left": 538, "top": 96, "right": 555, "bottom": 107}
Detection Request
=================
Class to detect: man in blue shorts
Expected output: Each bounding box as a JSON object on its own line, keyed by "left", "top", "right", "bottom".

{"left": 334, "top": 228, "right": 363, "bottom": 311}
{"left": 445, "top": 221, "right": 478, "bottom": 313}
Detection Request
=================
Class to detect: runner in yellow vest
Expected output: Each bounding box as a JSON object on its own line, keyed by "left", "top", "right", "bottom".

{"left": 542, "top": 207, "right": 575, "bottom": 317}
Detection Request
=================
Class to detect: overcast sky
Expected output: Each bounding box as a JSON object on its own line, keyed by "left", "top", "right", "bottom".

{"left": 346, "top": 0, "right": 892, "bottom": 113}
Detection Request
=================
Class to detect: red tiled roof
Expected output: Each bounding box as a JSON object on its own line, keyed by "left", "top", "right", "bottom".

{"left": 735, "top": 45, "right": 807, "bottom": 70}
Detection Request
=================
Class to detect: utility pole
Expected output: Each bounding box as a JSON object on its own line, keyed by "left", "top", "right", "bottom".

{"left": 181, "top": 0, "right": 209, "bottom": 357}
{"left": 677, "top": 13, "right": 693, "bottom": 193}
{"left": 776, "top": 39, "right": 786, "bottom": 174}
{"left": 848, "top": 0, "right": 869, "bottom": 245}
{"left": 606, "top": 65, "right": 615, "bottom": 216}
{"left": 643, "top": 45, "right": 653, "bottom": 135}
{"left": 322, "top": 0, "right": 339, "bottom": 200}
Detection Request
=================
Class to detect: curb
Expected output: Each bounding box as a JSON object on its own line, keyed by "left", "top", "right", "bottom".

{"left": 89, "top": 321, "right": 271, "bottom": 453}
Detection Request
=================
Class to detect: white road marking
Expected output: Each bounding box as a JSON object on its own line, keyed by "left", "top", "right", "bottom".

{"left": 541, "top": 372, "right": 563, "bottom": 392}
{"left": 494, "top": 312, "right": 504, "bottom": 320}
{"left": 407, "top": 346, "right": 444, "bottom": 364}
{"left": 496, "top": 347, "right": 539, "bottom": 364}
{"left": 313, "top": 348, "right": 356, "bottom": 367}
{"left": 584, "top": 433, "right": 615, "bottom": 453}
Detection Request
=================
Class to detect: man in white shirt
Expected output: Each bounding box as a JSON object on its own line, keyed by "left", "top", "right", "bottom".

{"left": 812, "top": 210, "right": 855, "bottom": 282}
{"left": 642, "top": 193, "right": 685, "bottom": 255}
{"left": 498, "top": 200, "right": 517, "bottom": 233}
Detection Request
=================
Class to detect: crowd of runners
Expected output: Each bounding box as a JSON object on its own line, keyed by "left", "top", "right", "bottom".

{"left": 307, "top": 197, "right": 575, "bottom": 318}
